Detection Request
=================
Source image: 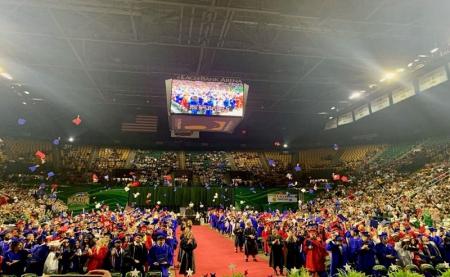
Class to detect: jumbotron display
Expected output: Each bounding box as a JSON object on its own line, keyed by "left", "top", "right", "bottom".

{"left": 170, "top": 79, "right": 245, "bottom": 117}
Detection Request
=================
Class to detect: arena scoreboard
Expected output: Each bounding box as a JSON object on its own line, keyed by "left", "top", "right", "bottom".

{"left": 166, "top": 76, "right": 249, "bottom": 136}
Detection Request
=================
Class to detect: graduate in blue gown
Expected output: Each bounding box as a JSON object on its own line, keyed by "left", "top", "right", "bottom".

{"left": 26, "top": 236, "right": 49, "bottom": 275}
{"left": 326, "top": 235, "right": 348, "bottom": 277}
{"left": 148, "top": 235, "right": 173, "bottom": 277}
{"left": 165, "top": 229, "right": 178, "bottom": 266}
{"left": 3, "top": 240, "right": 26, "bottom": 276}
{"left": 347, "top": 229, "right": 362, "bottom": 266}
{"left": 356, "top": 232, "right": 376, "bottom": 276}
{"left": 375, "top": 232, "right": 398, "bottom": 268}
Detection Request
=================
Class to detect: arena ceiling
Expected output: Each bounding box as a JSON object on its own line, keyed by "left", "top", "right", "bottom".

{"left": 0, "top": 0, "right": 450, "bottom": 149}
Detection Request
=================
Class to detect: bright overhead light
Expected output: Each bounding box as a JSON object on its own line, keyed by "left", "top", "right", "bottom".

{"left": 328, "top": 116, "right": 334, "bottom": 119}
{"left": 380, "top": 72, "right": 396, "bottom": 82}
{"left": 418, "top": 54, "right": 428, "bottom": 58}
{"left": 407, "top": 62, "right": 414, "bottom": 67}
{"left": 317, "top": 112, "right": 328, "bottom": 115}
{"left": 430, "top": 48, "right": 439, "bottom": 53}
{"left": 68, "top": 137, "right": 74, "bottom": 143}
{"left": 22, "top": 101, "right": 27, "bottom": 105}
{"left": 330, "top": 106, "right": 336, "bottom": 110}
{"left": 283, "top": 143, "right": 288, "bottom": 148}
{"left": 0, "top": 72, "right": 13, "bottom": 80}
{"left": 24, "top": 91, "right": 30, "bottom": 95}
{"left": 349, "top": 91, "right": 362, "bottom": 100}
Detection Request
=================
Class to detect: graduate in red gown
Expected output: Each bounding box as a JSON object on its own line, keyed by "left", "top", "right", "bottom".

{"left": 304, "top": 226, "right": 327, "bottom": 277}
{"left": 87, "top": 238, "right": 109, "bottom": 271}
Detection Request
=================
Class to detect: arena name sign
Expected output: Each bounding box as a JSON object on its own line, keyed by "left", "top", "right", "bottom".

{"left": 267, "top": 193, "right": 297, "bottom": 203}
{"left": 175, "top": 74, "right": 242, "bottom": 83}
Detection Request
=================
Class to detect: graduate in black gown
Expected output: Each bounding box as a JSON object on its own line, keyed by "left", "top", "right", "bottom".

{"left": 269, "top": 229, "right": 284, "bottom": 276}
{"left": 243, "top": 221, "right": 258, "bottom": 262}
{"left": 234, "top": 223, "right": 245, "bottom": 253}
{"left": 124, "top": 234, "right": 147, "bottom": 274}
{"left": 179, "top": 229, "right": 197, "bottom": 276}
{"left": 285, "top": 229, "right": 303, "bottom": 271}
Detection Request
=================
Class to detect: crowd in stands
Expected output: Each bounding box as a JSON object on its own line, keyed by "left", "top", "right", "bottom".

{"left": 60, "top": 145, "right": 93, "bottom": 173}
{"left": 0, "top": 183, "right": 67, "bottom": 225}
{"left": 133, "top": 151, "right": 179, "bottom": 181}
{"left": 185, "top": 151, "right": 230, "bottom": 186}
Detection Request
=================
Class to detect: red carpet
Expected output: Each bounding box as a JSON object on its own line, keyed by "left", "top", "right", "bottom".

{"left": 175, "top": 225, "right": 274, "bottom": 277}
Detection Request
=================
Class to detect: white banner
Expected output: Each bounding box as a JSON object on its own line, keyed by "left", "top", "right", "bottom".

{"left": 338, "top": 112, "right": 353, "bottom": 126}
{"left": 370, "top": 95, "right": 390, "bottom": 113}
{"left": 392, "top": 84, "right": 415, "bottom": 104}
{"left": 419, "top": 66, "right": 448, "bottom": 92}
{"left": 354, "top": 104, "right": 370, "bottom": 121}
{"left": 267, "top": 193, "right": 297, "bottom": 203}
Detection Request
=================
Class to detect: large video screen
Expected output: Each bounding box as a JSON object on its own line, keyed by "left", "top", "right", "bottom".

{"left": 170, "top": 79, "right": 245, "bottom": 117}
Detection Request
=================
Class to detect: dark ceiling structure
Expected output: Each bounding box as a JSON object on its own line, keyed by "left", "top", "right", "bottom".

{"left": 0, "top": 0, "right": 450, "bottom": 149}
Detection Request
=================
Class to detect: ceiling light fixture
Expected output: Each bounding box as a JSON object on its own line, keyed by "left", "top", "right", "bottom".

{"left": 0, "top": 72, "right": 13, "bottom": 80}
{"left": 24, "top": 91, "right": 30, "bottom": 95}
{"left": 349, "top": 91, "right": 362, "bottom": 100}
{"left": 430, "top": 48, "right": 439, "bottom": 54}
{"left": 330, "top": 106, "right": 336, "bottom": 110}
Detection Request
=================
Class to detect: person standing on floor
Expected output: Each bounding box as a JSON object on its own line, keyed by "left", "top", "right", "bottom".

{"left": 285, "top": 229, "right": 303, "bottom": 272}
{"left": 148, "top": 234, "right": 173, "bottom": 277}
{"left": 269, "top": 228, "right": 284, "bottom": 276}
{"left": 124, "top": 234, "right": 147, "bottom": 274}
{"left": 179, "top": 229, "right": 197, "bottom": 277}
{"left": 244, "top": 221, "right": 258, "bottom": 262}
{"left": 234, "top": 221, "right": 245, "bottom": 253}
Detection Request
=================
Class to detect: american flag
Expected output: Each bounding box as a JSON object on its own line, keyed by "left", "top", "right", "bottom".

{"left": 121, "top": 115, "right": 158, "bottom": 133}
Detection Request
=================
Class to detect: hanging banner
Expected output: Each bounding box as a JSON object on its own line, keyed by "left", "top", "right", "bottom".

{"left": 354, "top": 104, "right": 370, "bottom": 121}
{"left": 267, "top": 193, "right": 297, "bottom": 203}
{"left": 392, "top": 84, "right": 415, "bottom": 104}
{"left": 370, "top": 95, "right": 390, "bottom": 113}
{"left": 419, "top": 66, "right": 448, "bottom": 92}
{"left": 337, "top": 112, "right": 353, "bottom": 126}
{"left": 324, "top": 118, "right": 338, "bottom": 130}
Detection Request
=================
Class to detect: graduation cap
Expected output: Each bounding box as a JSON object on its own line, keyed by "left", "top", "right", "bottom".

{"left": 294, "top": 164, "right": 301, "bottom": 172}
{"left": 337, "top": 214, "right": 348, "bottom": 222}
{"left": 52, "top": 137, "right": 60, "bottom": 145}
{"left": 35, "top": 150, "right": 46, "bottom": 160}
{"left": 379, "top": 232, "right": 388, "bottom": 238}
{"left": 29, "top": 164, "right": 39, "bottom": 172}
{"left": 47, "top": 171, "right": 55, "bottom": 178}
{"left": 17, "top": 118, "right": 26, "bottom": 125}
{"left": 361, "top": 231, "right": 370, "bottom": 237}
{"left": 428, "top": 227, "right": 436, "bottom": 232}
{"left": 72, "top": 115, "right": 82, "bottom": 126}
{"left": 268, "top": 159, "right": 275, "bottom": 167}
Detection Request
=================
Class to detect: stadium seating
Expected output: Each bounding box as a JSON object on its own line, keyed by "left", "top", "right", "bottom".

{"left": 94, "top": 147, "right": 131, "bottom": 170}
{"left": 231, "top": 151, "right": 263, "bottom": 171}
{"left": 264, "top": 151, "right": 292, "bottom": 169}
{"left": 2, "top": 138, "right": 53, "bottom": 163}
{"left": 339, "top": 145, "right": 384, "bottom": 162}
{"left": 60, "top": 145, "right": 94, "bottom": 172}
